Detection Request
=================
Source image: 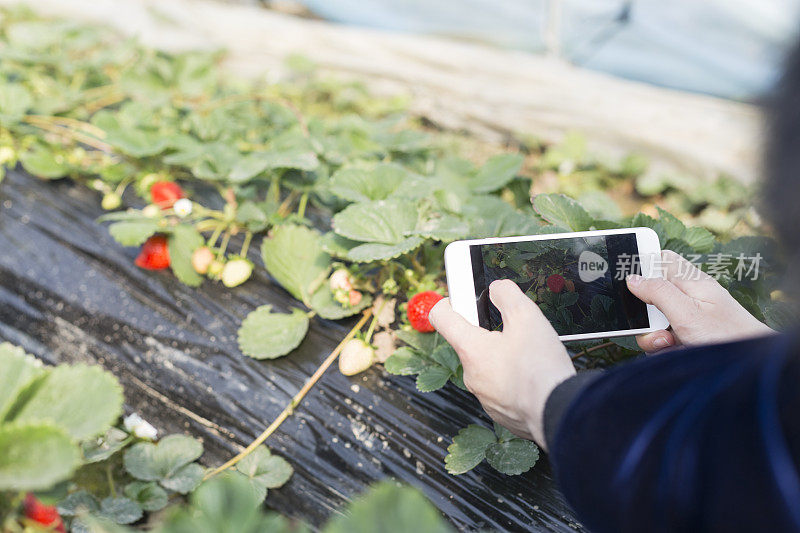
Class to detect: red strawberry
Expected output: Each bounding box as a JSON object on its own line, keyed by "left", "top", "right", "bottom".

{"left": 150, "top": 181, "right": 184, "bottom": 209}
{"left": 135, "top": 235, "right": 170, "bottom": 270}
{"left": 546, "top": 274, "right": 565, "bottom": 293}
{"left": 407, "top": 291, "right": 443, "bottom": 333}
{"left": 24, "top": 493, "right": 65, "bottom": 533}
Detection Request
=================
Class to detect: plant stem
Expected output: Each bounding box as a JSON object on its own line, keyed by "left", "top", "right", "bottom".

{"left": 571, "top": 341, "right": 614, "bottom": 360}
{"left": 203, "top": 309, "right": 372, "bottom": 480}
{"left": 240, "top": 231, "right": 253, "bottom": 258}
{"left": 297, "top": 192, "right": 309, "bottom": 218}
{"left": 105, "top": 463, "right": 117, "bottom": 497}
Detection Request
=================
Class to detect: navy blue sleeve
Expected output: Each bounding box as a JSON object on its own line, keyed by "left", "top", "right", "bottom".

{"left": 549, "top": 333, "right": 800, "bottom": 533}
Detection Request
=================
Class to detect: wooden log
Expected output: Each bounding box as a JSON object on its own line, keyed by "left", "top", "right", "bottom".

{"left": 1, "top": 0, "right": 763, "bottom": 185}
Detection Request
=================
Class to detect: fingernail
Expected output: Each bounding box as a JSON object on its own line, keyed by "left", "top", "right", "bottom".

{"left": 653, "top": 336, "right": 671, "bottom": 349}
{"left": 627, "top": 274, "right": 643, "bottom": 286}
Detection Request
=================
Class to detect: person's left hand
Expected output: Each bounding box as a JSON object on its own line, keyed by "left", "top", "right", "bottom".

{"left": 429, "top": 279, "right": 576, "bottom": 450}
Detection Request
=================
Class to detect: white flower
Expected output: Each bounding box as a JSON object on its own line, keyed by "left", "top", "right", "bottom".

{"left": 173, "top": 198, "right": 193, "bottom": 218}
{"left": 123, "top": 413, "right": 158, "bottom": 440}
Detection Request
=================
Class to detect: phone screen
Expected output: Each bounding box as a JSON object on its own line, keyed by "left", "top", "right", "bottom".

{"left": 470, "top": 233, "right": 649, "bottom": 335}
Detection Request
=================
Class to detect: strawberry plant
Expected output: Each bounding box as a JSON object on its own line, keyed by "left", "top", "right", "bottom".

{"left": 0, "top": 6, "right": 791, "bottom": 487}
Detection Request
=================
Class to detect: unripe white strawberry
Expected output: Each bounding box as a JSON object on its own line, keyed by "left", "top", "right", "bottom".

{"left": 330, "top": 269, "right": 354, "bottom": 292}
{"left": 101, "top": 192, "right": 121, "bottom": 210}
{"left": 191, "top": 246, "right": 214, "bottom": 275}
{"left": 338, "top": 339, "right": 375, "bottom": 376}
{"left": 221, "top": 258, "right": 253, "bottom": 287}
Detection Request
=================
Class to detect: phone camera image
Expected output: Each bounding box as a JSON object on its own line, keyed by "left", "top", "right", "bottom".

{"left": 470, "top": 234, "right": 649, "bottom": 335}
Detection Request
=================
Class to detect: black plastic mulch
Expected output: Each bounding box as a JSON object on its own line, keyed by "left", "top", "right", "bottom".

{"left": 0, "top": 169, "right": 583, "bottom": 532}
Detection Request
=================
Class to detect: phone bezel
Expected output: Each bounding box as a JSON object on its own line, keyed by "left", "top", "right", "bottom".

{"left": 443, "top": 227, "right": 669, "bottom": 341}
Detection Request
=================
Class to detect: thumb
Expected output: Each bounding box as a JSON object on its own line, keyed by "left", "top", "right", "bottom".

{"left": 428, "top": 298, "right": 484, "bottom": 357}
{"left": 489, "top": 279, "right": 545, "bottom": 334}
{"left": 626, "top": 274, "right": 693, "bottom": 320}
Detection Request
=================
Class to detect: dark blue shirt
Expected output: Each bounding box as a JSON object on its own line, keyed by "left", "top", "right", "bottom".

{"left": 545, "top": 333, "right": 800, "bottom": 533}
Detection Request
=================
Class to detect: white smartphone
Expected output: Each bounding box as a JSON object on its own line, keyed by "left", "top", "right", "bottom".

{"left": 444, "top": 227, "right": 669, "bottom": 341}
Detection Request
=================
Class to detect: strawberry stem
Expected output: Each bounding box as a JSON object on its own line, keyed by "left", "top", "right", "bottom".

{"left": 203, "top": 309, "right": 372, "bottom": 480}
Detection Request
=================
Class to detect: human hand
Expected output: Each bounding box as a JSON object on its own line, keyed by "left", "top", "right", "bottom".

{"left": 429, "top": 279, "right": 575, "bottom": 450}
{"left": 628, "top": 250, "right": 774, "bottom": 352}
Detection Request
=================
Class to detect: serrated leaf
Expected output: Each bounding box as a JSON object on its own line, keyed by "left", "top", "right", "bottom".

{"left": 235, "top": 446, "right": 293, "bottom": 502}
{"left": 468, "top": 153, "right": 524, "bottom": 193}
{"left": 396, "top": 330, "right": 440, "bottom": 354}
{"left": 656, "top": 207, "right": 686, "bottom": 240}
{"left": 346, "top": 237, "right": 424, "bottom": 262}
{"left": 533, "top": 193, "right": 594, "bottom": 231}
{"left": 261, "top": 224, "right": 330, "bottom": 305}
{"left": 20, "top": 144, "right": 69, "bottom": 179}
{"left": 485, "top": 439, "right": 539, "bottom": 475}
{"left": 329, "top": 163, "right": 408, "bottom": 202}
{"left": 415, "top": 365, "right": 453, "bottom": 392}
{"left": 108, "top": 220, "right": 159, "bottom": 247}
{"left": 168, "top": 224, "right": 205, "bottom": 287}
{"left": 58, "top": 491, "right": 101, "bottom": 516}
{"left": 11, "top": 364, "right": 123, "bottom": 440}
{"left": 323, "top": 482, "right": 451, "bottom": 533}
{"left": 309, "top": 285, "right": 371, "bottom": 320}
{"left": 332, "top": 199, "right": 419, "bottom": 244}
{"left": 237, "top": 305, "right": 309, "bottom": 359}
{"left": 444, "top": 425, "right": 496, "bottom": 475}
{"left": 761, "top": 300, "right": 798, "bottom": 331}
{"left": 0, "top": 342, "right": 44, "bottom": 420}
{"left": 124, "top": 481, "right": 169, "bottom": 512}
{"left": 99, "top": 497, "right": 143, "bottom": 525}
{"left": 0, "top": 423, "right": 80, "bottom": 490}
{"left": 123, "top": 434, "right": 203, "bottom": 483}
{"left": 683, "top": 226, "right": 715, "bottom": 253}
{"left": 384, "top": 347, "right": 429, "bottom": 375}
{"left": 160, "top": 462, "right": 204, "bottom": 494}
{"left": 82, "top": 427, "right": 130, "bottom": 463}
{"left": 413, "top": 215, "right": 469, "bottom": 242}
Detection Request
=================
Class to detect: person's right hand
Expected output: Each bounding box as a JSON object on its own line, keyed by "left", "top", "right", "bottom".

{"left": 627, "top": 250, "right": 774, "bottom": 352}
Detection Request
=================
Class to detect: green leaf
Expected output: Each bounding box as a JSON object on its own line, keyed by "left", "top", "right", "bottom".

{"left": 235, "top": 446, "right": 293, "bottom": 502}
{"left": 384, "top": 347, "right": 429, "bottom": 376}
{"left": 58, "top": 491, "right": 101, "bottom": 516}
{"left": 532, "top": 193, "right": 593, "bottom": 231}
{"left": 0, "top": 83, "right": 33, "bottom": 123}
{"left": 332, "top": 199, "right": 419, "bottom": 244}
{"left": 124, "top": 481, "right": 169, "bottom": 512}
{"left": 468, "top": 153, "right": 524, "bottom": 193}
{"left": 346, "top": 237, "right": 424, "bottom": 262}
{"left": 309, "top": 285, "right": 372, "bottom": 320}
{"left": 329, "top": 163, "right": 408, "bottom": 202}
{"left": 444, "top": 425, "right": 496, "bottom": 475}
{"left": 10, "top": 364, "right": 123, "bottom": 440}
{"left": 237, "top": 305, "right": 309, "bottom": 360}
{"left": 20, "top": 144, "right": 69, "bottom": 179}
{"left": 108, "top": 220, "right": 159, "bottom": 247}
{"left": 656, "top": 207, "right": 686, "bottom": 240}
{"left": 323, "top": 482, "right": 451, "bottom": 533}
{"left": 123, "top": 434, "right": 203, "bottom": 484}
{"left": 683, "top": 226, "right": 715, "bottom": 254}
{"left": 261, "top": 224, "right": 330, "bottom": 305}
{"left": 415, "top": 365, "right": 453, "bottom": 392}
{"left": 761, "top": 300, "right": 798, "bottom": 331}
{"left": 168, "top": 224, "right": 205, "bottom": 287}
{"left": 0, "top": 342, "right": 44, "bottom": 420}
{"left": 160, "top": 462, "right": 204, "bottom": 494}
{"left": 82, "top": 427, "right": 130, "bottom": 463}
{"left": 99, "top": 497, "right": 143, "bottom": 525}
{"left": 0, "top": 423, "right": 80, "bottom": 491}
{"left": 485, "top": 439, "right": 539, "bottom": 475}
